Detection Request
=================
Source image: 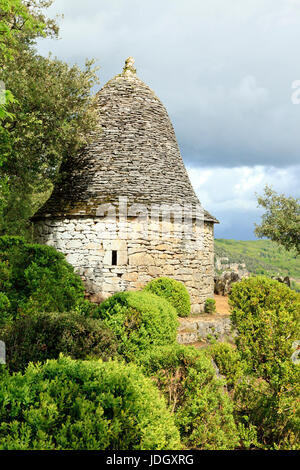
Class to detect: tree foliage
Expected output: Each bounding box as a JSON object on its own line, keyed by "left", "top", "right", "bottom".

{"left": 255, "top": 186, "right": 300, "bottom": 255}
{"left": 0, "top": 0, "right": 57, "bottom": 64}
{"left": 0, "top": 0, "right": 99, "bottom": 235}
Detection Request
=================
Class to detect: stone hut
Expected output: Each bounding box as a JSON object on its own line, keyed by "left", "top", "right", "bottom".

{"left": 33, "top": 58, "right": 218, "bottom": 313}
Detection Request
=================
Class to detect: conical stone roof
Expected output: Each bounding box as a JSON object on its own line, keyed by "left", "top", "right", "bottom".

{"left": 34, "top": 58, "right": 217, "bottom": 223}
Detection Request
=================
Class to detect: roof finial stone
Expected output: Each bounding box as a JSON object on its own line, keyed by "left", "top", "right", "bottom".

{"left": 123, "top": 57, "right": 136, "bottom": 76}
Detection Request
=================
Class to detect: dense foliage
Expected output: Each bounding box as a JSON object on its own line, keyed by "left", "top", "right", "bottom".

{"left": 228, "top": 277, "right": 300, "bottom": 449}
{"left": 144, "top": 277, "right": 191, "bottom": 317}
{"left": 93, "top": 291, "right": 178, "bottom": 361}
{"left": 0, "top": 356, "right": 181, "bottom": 450}
{"left": 0, "top": 312, "right": 119, "bottom": 372}
{"left": 0, "top": 0, "right": 51, "bottom": 225}
{"left": 209, "top": 342, "right": 247, "bottom": 389}
{"left": 255, "top": 186, "right": 300, "bottom": 255}
{"left": 0, "top": 0, "right": 58, "bottom": 65}
{"left": 229, "top": 276, "right": 300, "bottom": 371}
{"left": 0, "top": 236, "right": 85, "bottom": 326}
{"left": 0, "top": 0, "right": 99, "bottom": 236}
{"left": 138, "top": 344, "right": 239, "bottom": 450}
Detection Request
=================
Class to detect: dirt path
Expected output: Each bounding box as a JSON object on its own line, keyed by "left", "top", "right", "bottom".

{"left": 214, "top": 294, "right": 231, "bottom": 315}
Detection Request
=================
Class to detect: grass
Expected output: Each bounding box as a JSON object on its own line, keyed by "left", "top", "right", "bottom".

{"left": 214, "top": 239, "right": 300, "bottom": 291}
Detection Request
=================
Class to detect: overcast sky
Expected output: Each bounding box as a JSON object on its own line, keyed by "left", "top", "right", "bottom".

{"left": 37, "top": 0, "right": 300, "bottom": 240}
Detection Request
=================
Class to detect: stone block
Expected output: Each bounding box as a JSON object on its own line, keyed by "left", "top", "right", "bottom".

{"left": 118, "top": 250, "right": 128, "bottom": 266}
{"left": 66, "top": 240, "right": 82, "bottom": 250}
{"left": 129, "top": 252, "right": 154, "bottom": 266}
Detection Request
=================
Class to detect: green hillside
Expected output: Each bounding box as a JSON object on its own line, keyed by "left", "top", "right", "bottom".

{"left": 214, "top": 239, "right": 300, "bottom": 282}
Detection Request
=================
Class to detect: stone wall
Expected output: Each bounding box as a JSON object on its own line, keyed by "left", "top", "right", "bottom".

{"left": 35, "top": 63, "right": 217, "bottom": 226}
{"left": 177, "top": 316, "right": 234, "bottom": 344}
{"left": 35, "top": 216, "right": 215, "bottom": 313}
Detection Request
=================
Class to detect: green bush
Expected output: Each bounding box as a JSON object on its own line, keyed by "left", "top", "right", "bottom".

{"left": 234, "top": 373, "right": 300, "bottom": 450}
{"left": 229, "top": 276, "right": 300, "bottom": 380}
{"left": 93, "top": 291, "right": 178, "bottom": 361}
{"left": 209, "top": 342, "right": 246, "bottom": 390}
{"left": 204, "top": 298, "right": 216, "bottom": 314}
{"left": 0, "top": 236, "right": 85, "bottom": 326}
{"left": 0, "top": 293, "right": 11, "bottom": 326}
{"left": 0, "top": 356, "right": 181, "bottom": 450}
{"left": 0, "top": 312, "right": 119, "bottom": 372}
{"left": 229, "top": 276, "right": 300, "bottom": 448}
{"left": 138, "top": 344, "right": 239, "bottom": 450}
{"left": 143, "top": 277, "right": 191, "bottom": 317}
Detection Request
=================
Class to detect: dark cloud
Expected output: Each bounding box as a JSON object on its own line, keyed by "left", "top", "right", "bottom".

{"left": 36, "top": 0, "right": 300, "bottom": 238}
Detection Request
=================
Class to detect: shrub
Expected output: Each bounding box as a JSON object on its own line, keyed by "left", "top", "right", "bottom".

{"left": 138, "top": 344, "right": 239, "bottom": 450}
{"left": 0, "top": 356, "right": 181, "bottom": 450}
{"left": 229, "top": 276, "right": 300, "bottom": 382}
{"left": 204, "top": 298, "right": 216, "bottom": 314}
{"left": 0, "top": 312, "right": 119, "bottom": 372}
{"left": 0, "top": 293, "right": 11, "bottom": 326}
{"left": 143, "top": 277, "right": 191, "bottom": 317}
{"left": 234, "top": 373, "right": 300, "bottom": 450}
{"left": 0, "top": 236, "right": 85, "bottom": 326}
{"left": 229, "top": 276, "right": 300, "bottom": 448}
{"left": 92, "top": 291, "right": 178, "bottom": 361}
{"left": 209, "top": 342, "right": 246, "bottom": 390}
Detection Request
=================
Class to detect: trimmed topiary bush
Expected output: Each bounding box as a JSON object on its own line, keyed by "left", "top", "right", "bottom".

{"left": 92, "top": 291, "right": 178, "bottom": 361}
{"left": 138, "top": 344, "right": 239, "bottom": 450}
{"left": 0, "top": 236, "right": 85, "bottom": 326}
{"left": 0, "top": 356, "right": 181, "bottom": 450}
{"left": 143, "top": 277, "right": 191, "bottom": 317}
{"left": 0, "top": 312, "right": 119, "bottom": 372}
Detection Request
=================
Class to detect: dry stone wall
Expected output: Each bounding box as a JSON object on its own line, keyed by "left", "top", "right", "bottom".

{"left": 35, "top": 63, "right": 217, "bottom": 224}
{"left": 177, "top": 316, "right": 234, "bottom": 344}
{"left": 33, "top": 59, "right": 218, "bottom": 313}
{"left": 35, "top": 216, "right": 215, "bottom": 313}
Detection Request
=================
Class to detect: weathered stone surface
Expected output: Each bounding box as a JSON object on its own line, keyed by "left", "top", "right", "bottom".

{"left": 35, "top": 217, "right": 216, "bottom": 311}
{"left": 33, "top": 58, "right": 218, "bottom": 223}
{"left": 177, "top": 316, "right": 234, "bottom": 344}
{"left": 214, "top": 271, "right": 242, "bottom": 296}
{"left": 129, "top": 252, "right": 154, "bottom": 266}
{"left": 272, "top": 276, "right": 291, "bottom": 287}
{"left": 32, "top": 58, "right": 219, "bottom": 313}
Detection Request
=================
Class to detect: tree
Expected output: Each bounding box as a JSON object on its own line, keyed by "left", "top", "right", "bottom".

{"left": 0, "top": 1, "right": 99, "bottom": 235}
{"left": 0, "top": 0, "right": 50, "bottom": 64}
{"left": 255, "top": 186, "right": 300, "bottom": 255}
{"left": 0, "top": 0, "right": 52, "bottom": 225}
{"left": 1, "top": 50, "right": 99, "bottom": 235}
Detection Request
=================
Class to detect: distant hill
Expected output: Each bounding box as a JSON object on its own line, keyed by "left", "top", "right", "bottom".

{"left": 214, "top": 239, "right": 300, "bottom": 289}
